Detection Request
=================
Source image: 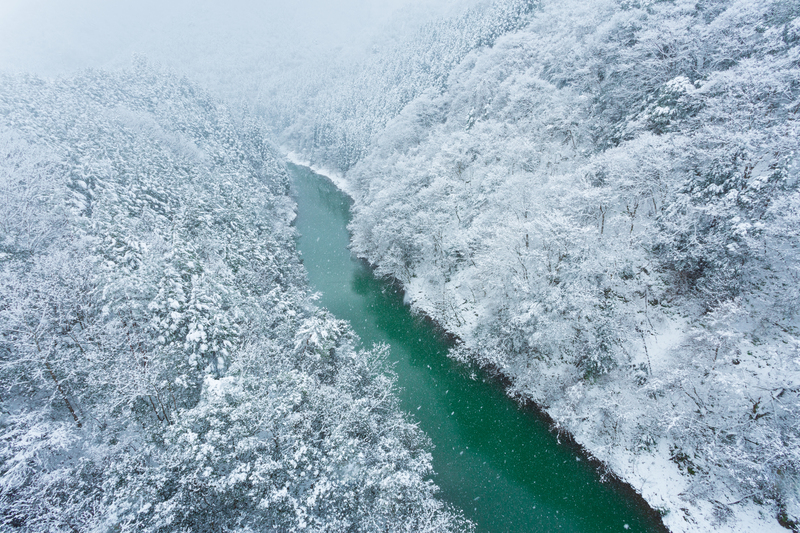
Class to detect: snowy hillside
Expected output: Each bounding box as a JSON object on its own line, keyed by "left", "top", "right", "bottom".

{"left": 0, "top": 64, "right": 470, "bottom": 532}
{"left": 283, "top": 0, "right": 800, "bottom": 531}
{"left": 276, "top": 0, "right": 538, "bottom": 173}
{"left": 1, "top": 0, "right": 798, "bottom": 530}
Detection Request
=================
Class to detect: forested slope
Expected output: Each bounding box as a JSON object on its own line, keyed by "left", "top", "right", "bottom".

{"left": 284, "top": 0, "right": 800, "bottom": 531}
{"left": 0, "top": 64, "right": 470, "bottom": 532}
{"left": 276, "top": 0, "right": 538, "bottom": 173}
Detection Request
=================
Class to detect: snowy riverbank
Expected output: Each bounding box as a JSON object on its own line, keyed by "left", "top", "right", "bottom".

{"left": 316, "top": 2, "right": 800, "bottom": 531}
{"left": 286, "top": 150, "right": 356, "bottom": 199}
{"left": 287, "top": 154, "right": 795, "bottom": 532}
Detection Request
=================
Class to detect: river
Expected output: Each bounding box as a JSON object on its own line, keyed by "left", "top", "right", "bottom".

{"left": 290, "top": 162, "right": 667, "bottom": 533}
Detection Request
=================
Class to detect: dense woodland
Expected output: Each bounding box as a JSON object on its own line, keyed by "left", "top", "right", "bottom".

{"left": 1, "top": 0, "right": 799, "bottom": 531}
{"left": 276, "top": 0, "right": 800, "bottom": 531}
{"left": 0, "top": 65, "right": 470, "bottom": 532}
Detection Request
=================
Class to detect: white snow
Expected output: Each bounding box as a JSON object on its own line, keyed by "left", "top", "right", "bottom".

{"left": 285, "top": 151, "right": 355, "bottom": 198}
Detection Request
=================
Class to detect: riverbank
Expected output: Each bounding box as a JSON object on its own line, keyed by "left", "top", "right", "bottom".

{"left": 288, "top": 161, "right": 674, "bottom": 531}
{"left": 350, "top": 216, "right": 795, "bottom": 532}
{"left": 290, "top": 161, "right": 672, "bottom": 533}
{"left": 299, "top": 152, "right": 798, "bottom": 533}
{"left": 331, "top": 2, "right": 800, "bottom": 529}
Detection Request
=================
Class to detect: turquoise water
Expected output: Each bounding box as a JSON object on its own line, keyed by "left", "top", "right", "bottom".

{"left": 290, "top": 163, "right": 666, "bottom": 533}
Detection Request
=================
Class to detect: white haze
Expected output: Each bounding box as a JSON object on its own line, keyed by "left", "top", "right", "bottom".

{"left": 0, "top": 0, "right": 469, "bottom": 102}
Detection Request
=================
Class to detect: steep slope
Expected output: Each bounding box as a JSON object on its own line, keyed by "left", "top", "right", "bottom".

{"left": 0, "top": 64, "right": 470, "bottom": 532}
{"left": 334, "top": 0, "right": 800, "bottom": 531}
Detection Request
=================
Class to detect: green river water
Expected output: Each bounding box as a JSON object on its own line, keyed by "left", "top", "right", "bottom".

{"left": 290, "top": 163, "right": 667, "bottom": 533}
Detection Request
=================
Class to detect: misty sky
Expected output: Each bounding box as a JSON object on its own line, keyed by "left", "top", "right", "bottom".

{"left": 0, "top": 0, "right": 467, "bottom": 104}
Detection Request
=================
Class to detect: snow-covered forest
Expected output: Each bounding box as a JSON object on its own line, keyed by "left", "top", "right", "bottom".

{"left": 276, "top": 0, "right": 800, "bottom": 531}
{"left": 1, "top": 0, "right": 799, "bottom": 531}
{"left": 0, "top": 66, "right": 470, "bottom": 531}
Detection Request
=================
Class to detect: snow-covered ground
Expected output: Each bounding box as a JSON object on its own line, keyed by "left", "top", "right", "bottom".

{"left": 2, "top": 0, "right": 797, "bottom": 530}
{"left": 286, "top": 150, "right": 356, "bottom": 198}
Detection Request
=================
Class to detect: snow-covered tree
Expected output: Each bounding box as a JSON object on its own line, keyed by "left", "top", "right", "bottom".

{"left": 0, "top": 65, "right": 470, "bottom": 532}
{"left": 301, "top": 0, "right": 800, "bottom": 530}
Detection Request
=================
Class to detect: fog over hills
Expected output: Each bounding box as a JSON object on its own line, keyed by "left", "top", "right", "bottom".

{"left": 0, "top": 0, "right": 465, "bottom": 99}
